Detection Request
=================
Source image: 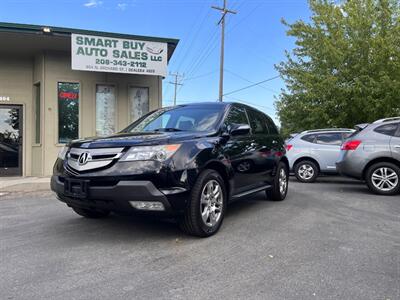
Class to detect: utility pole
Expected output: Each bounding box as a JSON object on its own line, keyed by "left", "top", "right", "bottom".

{"left": 212, "top": 0, "right": 236, "bottom": 102}
{"left": 168, "top": 72, "right": 184, "bottom": 105}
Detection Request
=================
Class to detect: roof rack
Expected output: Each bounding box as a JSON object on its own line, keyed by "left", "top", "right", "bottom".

{"left": 301, "top": 128, "right": 354, "bottom": 134}
{"left": 372, "top": 117, "right": 400, "bottom": 124}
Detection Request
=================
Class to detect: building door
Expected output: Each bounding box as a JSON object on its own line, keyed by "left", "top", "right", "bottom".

{"left": 0, "top": 105, "right": 23, "bottom": 176}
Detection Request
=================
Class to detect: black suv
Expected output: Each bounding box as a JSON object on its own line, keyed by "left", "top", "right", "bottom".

{"left": 51, "top": 102, "right": 289, "bottom": 237}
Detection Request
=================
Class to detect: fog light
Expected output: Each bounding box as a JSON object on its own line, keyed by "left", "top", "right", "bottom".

{"left": 129, "top": 201, "right": 165, "bottom": 211}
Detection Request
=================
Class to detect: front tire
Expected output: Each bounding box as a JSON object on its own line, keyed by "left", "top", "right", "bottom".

{"left": 71, "top": 207, "right": 110, "bottom": 218}
{"left": 294, "top": 160, "right": 319, "bottom": 183}
{"left": 266, "top": 162, "right": 289, "bottom": 201}
{"left": 179, "top": 170, "right": 227, "bottom": 237}
{"left": 365, "top": 162, "right": 400, "bottom": 195}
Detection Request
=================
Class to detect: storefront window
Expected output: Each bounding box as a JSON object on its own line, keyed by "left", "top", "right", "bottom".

{"left": 129, "top": 87, "right": 149, "bottom": 122}
{"left": 58, "top": 82, "right": 79, "bottom": 144}
{"left": 96, "top": 85, "right": 116, "bottom": 136}
{"left": 34, "top": 83, "right": 41, "bottom": 144}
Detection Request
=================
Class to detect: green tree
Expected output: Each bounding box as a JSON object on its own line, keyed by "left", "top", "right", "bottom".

{"left": 275, "top": 0, "right": 400, "bottom": 136}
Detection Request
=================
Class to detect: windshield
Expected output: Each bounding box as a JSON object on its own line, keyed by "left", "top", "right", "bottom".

{"left": 123, "top": 106, "right": 223, "bottom": 133}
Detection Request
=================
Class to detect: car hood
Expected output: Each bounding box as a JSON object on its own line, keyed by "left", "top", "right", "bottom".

{"left": 69, "top": 131, "right": 214, "bottom": 148}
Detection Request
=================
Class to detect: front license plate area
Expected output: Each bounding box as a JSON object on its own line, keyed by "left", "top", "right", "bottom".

{"left": 64, "top": 179, "right": 89, "bottom": 199}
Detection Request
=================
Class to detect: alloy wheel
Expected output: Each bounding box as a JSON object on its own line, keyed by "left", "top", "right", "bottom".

{"left": 371, "top": 167, "right": 399, "bottom": 192}
{"left": 298, "top": 164, "right": 314, "bottom": 180}
{"left": 200, "top": 180, "right": 223, "bottom": 227}
{"left": 279, "top": 168, "right": 288, "bottom": 195}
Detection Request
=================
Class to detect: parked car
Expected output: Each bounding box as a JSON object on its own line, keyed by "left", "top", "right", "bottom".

{"left": 51, "top": 102, "right": 289, "bottom": 237}
{"left": 286, "top": 128, "right": 354, "bottom": 183}
{"left": 337, "top": 117, "right": 400, "bottom": 195}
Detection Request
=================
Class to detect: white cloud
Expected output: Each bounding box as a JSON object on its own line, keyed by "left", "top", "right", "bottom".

{"left": 84, "top": 0, "right": 103, "bottom": 8}
{"left": 117, "top": 3, "right": 127, "bottom": 10}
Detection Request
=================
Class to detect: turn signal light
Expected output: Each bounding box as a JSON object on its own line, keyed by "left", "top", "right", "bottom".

{"left": 285, "top": 144, "right": 293, "bottom": 151}
{"left": 341, "top": 140, "right": 361, "bottom": 151}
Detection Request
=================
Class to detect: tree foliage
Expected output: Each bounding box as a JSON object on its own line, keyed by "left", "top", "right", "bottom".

{"left": 275, "top": 0, "right": 400, "bottom": 136}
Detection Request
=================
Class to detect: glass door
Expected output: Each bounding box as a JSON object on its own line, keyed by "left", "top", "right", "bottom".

{"left": 0, "top": 105, "right": 23, "bottom": 176}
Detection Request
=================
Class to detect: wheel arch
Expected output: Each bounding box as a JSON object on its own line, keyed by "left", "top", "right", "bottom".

{"left": 293, "top": 156, "right": 321, "bottom": 172}
{"left": 362, "top": 157, "right": 400, "bottom": 180}
{"left": 203, "top": 161, "right": 232, "bottom": 200}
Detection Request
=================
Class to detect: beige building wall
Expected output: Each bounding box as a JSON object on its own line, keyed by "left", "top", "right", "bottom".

{"left": 0, "top": 51, "right": 163, "bottom": 177}
{"left": 0, "top": 55, "right": 34, "bottom": 177}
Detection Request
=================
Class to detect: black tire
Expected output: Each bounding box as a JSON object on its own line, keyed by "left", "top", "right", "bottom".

{"left": 179, "top": 169, "right": 227, "bottom": 237}
{"left": 72, "top": 207, "right": 110, "bottom": 218}
{"left": 294, "top": 160, "right": 319, "bottom": 183}
{"left": 266, "top": 162, "right": 289, "bottom": 201}
{"left": 365, "top": 162, "right": 400, "bottom": 196}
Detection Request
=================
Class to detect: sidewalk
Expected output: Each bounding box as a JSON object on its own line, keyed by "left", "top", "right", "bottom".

{"left": 0, "top": 177, "right": 51, "bottom": 193}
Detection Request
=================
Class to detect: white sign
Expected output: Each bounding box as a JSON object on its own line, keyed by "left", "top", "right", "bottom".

{"left": 71, "top": 34, "right": 168, "bottom": 77}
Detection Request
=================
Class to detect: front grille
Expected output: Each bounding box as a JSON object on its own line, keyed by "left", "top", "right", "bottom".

{"left": 66, "top": 147, "right": 125, "bottom": 172}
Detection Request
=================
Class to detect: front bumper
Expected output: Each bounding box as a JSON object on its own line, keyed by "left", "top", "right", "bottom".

{"left": 51, "top": 176, "right": 189, "bottom": 215}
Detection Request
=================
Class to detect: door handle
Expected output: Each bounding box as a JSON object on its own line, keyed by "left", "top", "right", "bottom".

{"left": 394, "top": 145, "right": 400, "bottom": 149}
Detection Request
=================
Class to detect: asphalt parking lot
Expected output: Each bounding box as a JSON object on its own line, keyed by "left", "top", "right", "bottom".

{"left": 1, "top": 177, "right": 399, "bottom": 300}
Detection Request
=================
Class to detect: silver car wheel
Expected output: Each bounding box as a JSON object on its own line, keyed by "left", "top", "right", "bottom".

{"left": 200, "top": 179, "right": 223, "bottom": 227}
{"left": 371, "top": 167, "right": 399, "bottom": 192}
{"left": 279, "top": 168, "right": 288, "bottom": 195}
{"left": 298, "top": 164, "right": 314, "bottom": 180}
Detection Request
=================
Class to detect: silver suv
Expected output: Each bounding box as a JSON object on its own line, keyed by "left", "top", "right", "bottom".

{"left": 286, "top": 128, "right": 354, "bottom": 183}
{"left": 337, "top": 117, "right": 400, "bottom": 195}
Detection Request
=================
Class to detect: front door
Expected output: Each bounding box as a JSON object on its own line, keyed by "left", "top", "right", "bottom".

{"left": 0, "top": 105, "right": 23, "bottom": 176}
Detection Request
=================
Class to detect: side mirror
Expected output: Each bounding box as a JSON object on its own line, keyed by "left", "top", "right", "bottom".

{"left": 229, "top": 123, "right": 251, "bottom": 136}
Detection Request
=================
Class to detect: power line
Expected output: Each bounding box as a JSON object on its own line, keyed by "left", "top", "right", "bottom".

{"left": 223, "top": 75, "right": 280, "bottom": 96}
{"left": 224, "top": 68, "right": 279, "bottom": 94}
{"left": 212, "top": 0, "right": 237, "bottom": 102}
{"left": 224, "top": 95, "right": 274, "bottom": 111}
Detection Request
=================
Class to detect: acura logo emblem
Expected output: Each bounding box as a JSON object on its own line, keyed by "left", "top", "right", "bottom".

{"left": 78, "top": 152, "right": 91, "bottom": 165}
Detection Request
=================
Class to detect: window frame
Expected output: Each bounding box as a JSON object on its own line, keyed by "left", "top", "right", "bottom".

{"left": 245, "top": 108, "right": 269, "bottom": 135}
{"left": 128, "top": 86, "right": 150, "bottom": 123}
{"left": 33, "top": 82, "right": 41, "bottom": 145}
{"left": 223, "top": 104, "right": 251, "bottom": 135}
{"left": 374, "top": 123, "right": 399, "bottom": 137}
{"left": 315, "top": 132, "right": 344, "bottom": 146}
{"left": 94, "top": 83, "right": 118, "bottom": 136}
{"left": 56, "top": 81, "right": 81, "bottom": 145}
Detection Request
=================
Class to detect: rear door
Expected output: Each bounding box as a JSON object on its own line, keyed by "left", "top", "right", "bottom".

{"left": 313, "top": 132, "right": 343, "bottom": 172}
{"left": 245, "top": 108, "right": 277, "bottom": 188}
{"left": 389, "top": 123, "right": 400, "bottom": 161}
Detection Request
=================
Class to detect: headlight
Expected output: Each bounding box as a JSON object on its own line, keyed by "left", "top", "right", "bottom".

{"left": 121, "top": 144, "right": 181, "bottom": 162}
{"left": 57, "top": 146, "right": 69, "bottom": 160}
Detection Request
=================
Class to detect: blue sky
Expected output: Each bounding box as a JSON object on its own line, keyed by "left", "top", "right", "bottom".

{"left": 0, "top": 0, "right": 311, "bottom": 121}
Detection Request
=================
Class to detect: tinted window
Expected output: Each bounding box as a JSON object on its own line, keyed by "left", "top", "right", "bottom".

{"left": 125, "top": 106, "right": 222, "bottom": 133}
{"left": 224, "top": 106, "right": 249, "bottom": 127}
{"left": 246, "top": 109, "right": 268, "bottom": 134}
{"left": 265, "top": 115, "right": 279, "bottom": 135}
{"left": 301, "top": 134, "right": 316, "bottom": 143}
{"left": 316, "top": 133, "right": 343, "bottom": 145}
{"left": 374, "top": 123, "right": 399, "bottom": 136}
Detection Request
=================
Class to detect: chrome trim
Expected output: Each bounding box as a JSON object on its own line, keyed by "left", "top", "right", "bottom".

{"left": 67, "top": 147, "right": 124, "bottom": 172}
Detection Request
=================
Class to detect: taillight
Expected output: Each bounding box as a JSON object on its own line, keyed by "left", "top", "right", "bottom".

{"left": 341, "top": 140, "right": 361, "bottom": 150}
{"left": 285, "top": 144, "right": 293, "bottom": 151}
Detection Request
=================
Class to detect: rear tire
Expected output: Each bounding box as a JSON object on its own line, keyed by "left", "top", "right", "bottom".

{"left": 266, "top": 162, "right": 289, "bottom": 201}
{"left": 294, "top": 160, "right": 319, "bottom": 183}
{"left": 365, "top": 162, "right": 400, "bottom": 196}
{"left": 72, "top": 207, "right": 110, "bottom": 218}
{"left": 179, "top": 169, "right": 227, "bottom": 237}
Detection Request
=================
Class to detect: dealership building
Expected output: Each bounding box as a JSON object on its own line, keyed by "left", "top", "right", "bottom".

{"left": 0, "top": 22, "right": 178, "bottom": 177}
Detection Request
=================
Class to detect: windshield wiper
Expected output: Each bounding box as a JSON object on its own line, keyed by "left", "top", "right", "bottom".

{"left": 153, "top": 128, "right": 183, "bottom": 132}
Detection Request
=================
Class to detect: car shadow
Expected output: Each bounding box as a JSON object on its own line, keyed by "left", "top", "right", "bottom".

{"left": 50, "top": 192, "right": 274, "bottom": 243}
